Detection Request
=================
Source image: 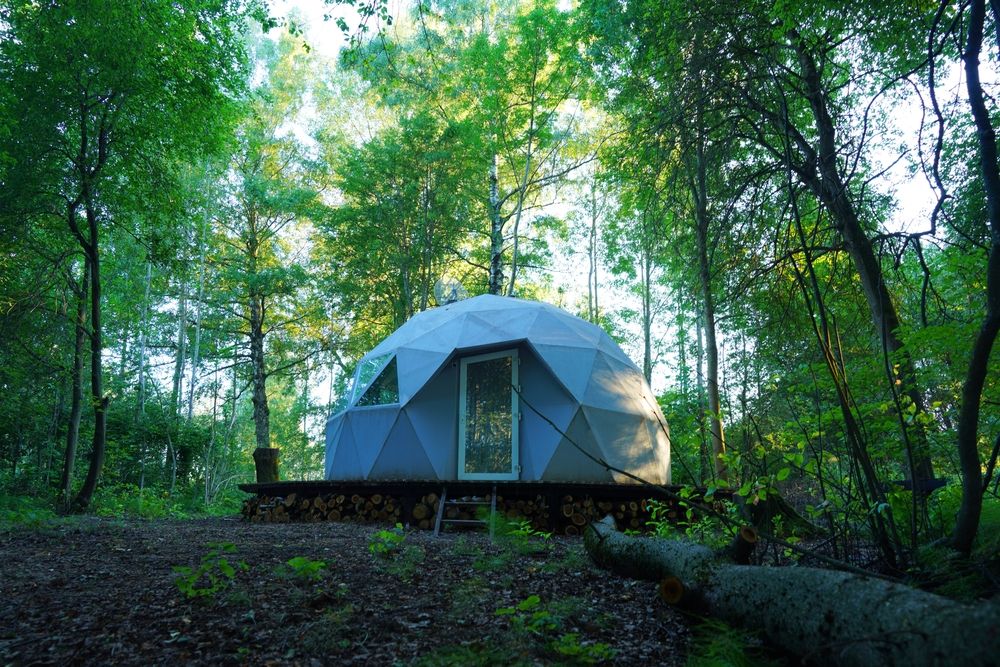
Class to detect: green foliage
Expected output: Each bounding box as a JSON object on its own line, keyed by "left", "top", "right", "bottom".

{"left": 93, "top": 484, "right": 192, "bottom": 519}
{"left": 0, "top": 495, "right": 58, "bottom": 531}
{"left": 368, "top": 522, "right": 407, "bottom": 557}
{"left": 539, "top": 545, "right": 592, "bottom": 575}
{"left": 685, "top": 618, "right": 781, "bottom": 667}
{"left": 283, "top": 556, "right": 328, "bottom": 582}
{"left": 549, "top": 632, "right": 616, "bottom": 664}
{"left": 490, "top": 513, "right": 553, "bottom": 555}
{"left": 496, "top": 595, "right": 616, "bottom": 664}
{"left": 172, "top": 542, "right": 248, "bottom": 599}
{"left": 368, "top": 523, "right": 424, "bottom": 579}
{"left": 646, "top": 494, "right": 739, "bottom": 550}
{"left": 495, "top": 594, "right": 560, "bottom": 635}
{"left": 413, "top": 641, "right": 520, "bottom": 667}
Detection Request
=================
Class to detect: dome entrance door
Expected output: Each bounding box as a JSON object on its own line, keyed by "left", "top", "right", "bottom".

{"left": 458, "top": 349, "right": 520, "bottom": 481}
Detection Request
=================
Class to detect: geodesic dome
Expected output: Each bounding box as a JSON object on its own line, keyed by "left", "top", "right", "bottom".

{"left": 325, "top": 295, "right": 670, "bottom": 484}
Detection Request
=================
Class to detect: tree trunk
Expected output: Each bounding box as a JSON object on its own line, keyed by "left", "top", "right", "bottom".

{"left": 249, "top": 293, "right": 270, "bottom": 451}
{"left": 188, "top": 221, "right": 207, "bottom": 420}
{"left": 73, "top": 194, "right": 107, "bottom": 512}
{"left": 584, "top": 516, "right": 999, "bottom": 666}
{"left": 641, "top": 236, "right": 653, "bottom": 383}
{"left": 171, "top": 284, "right": 188, "bottom": 416}
{"left": 488, "top": 152, "right": 504, "bottom": 295}
{"left": 136, "top": 260, "right": 152, "bottom": 416}
{"left": 693, "top": 139, "right": 726, "bottom": 484}
{"left": 60, "top": 260, "right": 89, "bottom": 509}
{"left": 253, "top": 447, "right": 280, "bottom": 484}
{"left": 789, "top": 34, "right": 933, "bottom": 483}
{"left": 505, "top": 103, "right": 536, "bottom": 298}
{"left": 953, "top": 0, "right": 1000, "bottom": 553}
{"left": 419, "top": 166, "right": 434, "bottom": 312}
{"left": 588, "top": 175, "right": 600, "bottom": 323}
{"left": 695, "top": 307, "right": 710, "bottom": 483}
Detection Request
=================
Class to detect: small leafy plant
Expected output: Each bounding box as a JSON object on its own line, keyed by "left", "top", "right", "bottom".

{"left": 491, "top": 514, "right": 553, "bottom": 555}
{"left": 173, "top": 541, "right": 248, "bottom": 599}
{"left": 284, "top": 555, "right": 327, "bottom": 581}
{"left": 369, "top": 523, "right": 407, "bottom": 557}
{"left": 496, "top": 595, "right": 615, "bottom": 664}
{"left": 550, "top": 631, "right": 616, "bottom": 664}
{"left": 495, "top": 594, "right": 559, "bottom": 635}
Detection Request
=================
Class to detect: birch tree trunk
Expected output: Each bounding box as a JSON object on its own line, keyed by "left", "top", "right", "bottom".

{"left": 171, "top": 285, "right": 188, "bottom": 417}
{"left": 641, "top": 238, "right": 653, "bottom": 383}
{"left": 488, "top": 152, "right": 504, "bottom": 295}
{"left": 187, "top": 220, "right": 207, "bottom": 421}
{"left": 587, "top": 176, "right": 600, "bottom": 323}
{"left": 136, "top": 260, "right": 152, "bottom": 416}
{"left": 505, "top": 74, "right": 538, "bottom": 298}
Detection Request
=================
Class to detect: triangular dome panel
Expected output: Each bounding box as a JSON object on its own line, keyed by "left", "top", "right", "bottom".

{"left": 491, "top": 307, "right": 541, "bottom": 339}
{"left": 528, "top": 311, "right": 595, "bottom": 348}
{"left": 393, "top": 347, "right": 449, "bottom": 403}
{"left": 404, "top": 369, "right": 458, "bottom": 479}
{"left": 329, "top": 419, "right": 363, "bottom": 479}
{"left": 580, "top": 404, "right": 647, "bottom": 459}
{"left": 582, "top": 353, "right": 653, "bottom": 414}
{"left": 596, "top": 336, "right": 636, "bottom": 367}
{"left": 521, "top": 403, "right": 575, "bottom": 479}
{"left": 369, "top": 412, "right": 438, "bottom": 479}
{"left": 346, "top": 407, "right": 401, "bottom": 477}
{"left": 324, "top": 414, "right": 346, "bottom": 478}
{"left": 404, "top": 319, "right": 467, "bottom": 354}
{"left": 531, "top": 343, "right": 599, "bottom": 400}
{"left": 540, "top": 410, "right": 614, "bottom": 482}
{"left": 457, "top": 312, "right": 511, "bottom": 348}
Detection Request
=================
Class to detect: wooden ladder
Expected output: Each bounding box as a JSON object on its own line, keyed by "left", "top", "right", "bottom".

{"left": 433, "top": 484, "right": 497, "bottom": 540}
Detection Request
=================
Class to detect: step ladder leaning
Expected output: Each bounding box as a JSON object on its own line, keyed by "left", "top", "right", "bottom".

{"left": 433, "top": 484, "right": 497, "bottom": 540}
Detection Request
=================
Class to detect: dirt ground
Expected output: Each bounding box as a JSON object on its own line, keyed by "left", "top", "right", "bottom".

{"left": 0, "top": 516, "right": 692, "bottom": 665}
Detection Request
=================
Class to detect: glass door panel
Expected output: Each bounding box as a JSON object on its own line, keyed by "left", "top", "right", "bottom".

{"left": 458, "top": 349, "right": 519, "bottom": 480}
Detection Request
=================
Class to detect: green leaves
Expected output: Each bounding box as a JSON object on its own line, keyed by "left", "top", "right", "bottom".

{"left": 172, "top": 542, "right": 248, "bottom": 599}
{"left": 284, "top": 556, "right": 328, "bottom": 581}
{"left": 368, "top": 522, "right": 407, "bottom": 557}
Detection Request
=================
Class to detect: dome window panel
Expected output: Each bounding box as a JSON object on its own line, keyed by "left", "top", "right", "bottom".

{"left": 355, "top": 357, "right": 399, "bottom": 407}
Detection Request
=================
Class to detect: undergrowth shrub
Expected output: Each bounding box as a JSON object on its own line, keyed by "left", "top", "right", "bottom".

{"left": 173, "top": 541, "right": 248, "bottom": 599}
{"left": 0, "top": 494, "right": 57, "bottom": 529}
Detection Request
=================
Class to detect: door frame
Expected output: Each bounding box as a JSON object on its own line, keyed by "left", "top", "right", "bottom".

{"left": 457, "top": 348, "right": 520, "bottom": 481}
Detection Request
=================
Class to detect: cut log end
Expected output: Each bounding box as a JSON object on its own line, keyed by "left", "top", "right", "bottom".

{"left": 658, "top": 576, "right": 685, "bottom": 605}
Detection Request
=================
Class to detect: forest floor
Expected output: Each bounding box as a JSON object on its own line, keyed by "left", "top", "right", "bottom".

{"left": 0, "top": 516, "right": 695, "bottom": 666}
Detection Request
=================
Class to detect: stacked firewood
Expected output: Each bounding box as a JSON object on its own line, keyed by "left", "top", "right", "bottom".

{"left": 242, "top": 490, "right": 680, "bottom": 533}
{"left": 409, "top": 491, "right": 439, "bottom": 530}
{"left": 559, "top": 495, "right": 659, "bottom": 535}
{"left": 242, "top": 492, "right": 402, "bottom": 524}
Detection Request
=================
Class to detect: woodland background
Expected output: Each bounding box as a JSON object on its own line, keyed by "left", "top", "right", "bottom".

{"left": 1, "top": 0, "right": 999, "bottom": 569}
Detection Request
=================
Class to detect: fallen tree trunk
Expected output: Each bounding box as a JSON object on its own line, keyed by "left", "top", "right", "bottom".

{"left": 584, "top": 516, "right": 999, "bottom": 666}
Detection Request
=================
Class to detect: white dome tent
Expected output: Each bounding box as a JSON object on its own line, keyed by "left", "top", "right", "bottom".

{"left": 325, "top": 295, "right": 671, "bottom": 485}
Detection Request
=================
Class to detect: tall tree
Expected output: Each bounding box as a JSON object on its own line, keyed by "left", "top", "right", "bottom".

{"left": 213, "top": 29, "right": 325, "bottom": 458}
{"left": 0, "top": 0, "right": 262, "bottom": 509}
{"left": 950, "top": 0, "right": 1000, "bottom": 553}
